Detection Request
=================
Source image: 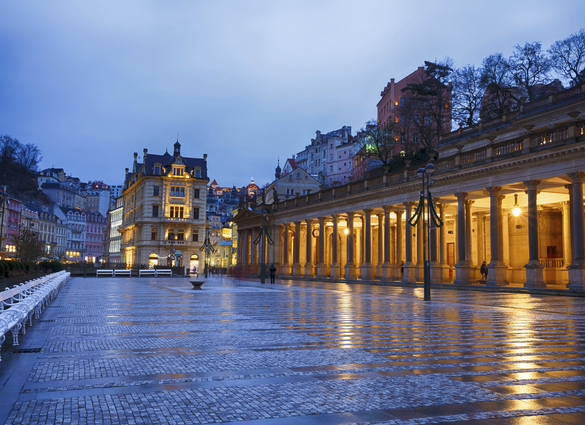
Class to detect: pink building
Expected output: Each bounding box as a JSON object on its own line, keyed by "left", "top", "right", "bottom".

{"left": 85, "top": 212, "right": 107, "bottom": 262}
{"left": 4, "top": 197, "right": 22, "bottom": 258}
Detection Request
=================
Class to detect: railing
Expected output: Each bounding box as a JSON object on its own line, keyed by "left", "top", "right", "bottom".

{"left": 494, "top": 139, "right": 523, "bottom": 156}
{"left": 539, "top": 258, "right": 565, "bottom": 268}
{"left": 531, "top": 128, "right": 568, "bottom": 146}
{"left": 461, "top": 150, "right": 486, "bottom": 165}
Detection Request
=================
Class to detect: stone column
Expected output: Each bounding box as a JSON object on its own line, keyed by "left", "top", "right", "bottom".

{"left": 430, "top": 199, "right": 440, "bottom": 282}
{"left": 438, "top": 203, "right": 450, "bottom": 282}
{"left": 237, "top": 230, "right": 243, "bottom": 266}
{"left": 476, "top": 212, "right": 486, "bottom": 265}
{"left": 330, "top": 215, "right": 341, "bottom": 279}
{"left": 567, "top": 172, "right": 585, "bottom": 290}
{"left": 524, "top": 180, "right": 545, "bottom": 288}
{"left": 250, "top": 228, "right": 258, "bottom": 271}
{"left": 292, "top": 221, "right": 303, "bottom": 276}
{"left": 317, "top": 217, "right": 327, "bottom": 278}
{"left": 486, "top": 187, "right": 508, "bottom": 286}
{"left": 402, "top": 202, "right": 416, "bottom": 283}
{"left": 382, "top": 206, "right": 393, "bottom": 280}
{"left": 416, "top": 216, "right": 424, "bottom": 281}
{"left": 304, "top": 220, "right": 315, "bottom": 278}
{"left": 243, "top": 229, "right": 250, "bottom": 267}
{"left": 282, "top": 223, "right": 291, "bottom": 276}
{"left": 360, "top": 209, "right": 374, "bottom": 280}
{"left": 465, "top": 199, "right": 475, "bottom": 279}
{"left": 454, "top": 193, "right": 471, "bottom": 285}
{"left": 561, "top": 201, "right": 572, "bottom": 269}
{"left": 376, "top": 213, "right": 384, "bottom": 279}
{"left": 345, "top": 212, "right": 358, "bottom": 279}
{"left": 395, "top": 210, "right": 403, "bottom": 279}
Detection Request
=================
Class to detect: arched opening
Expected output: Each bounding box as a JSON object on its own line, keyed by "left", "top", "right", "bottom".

{"left": 148, "top": 253, "right": 158, "bottom": 269}
{"left": 190, "top": 254, "right": 199, "bottom": 274}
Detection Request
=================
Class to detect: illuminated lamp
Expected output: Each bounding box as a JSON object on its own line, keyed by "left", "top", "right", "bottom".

{"left": 512, "top": 194, "right": 521, "bottom": 217}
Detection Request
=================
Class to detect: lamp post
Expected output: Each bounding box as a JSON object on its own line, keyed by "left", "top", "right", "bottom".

{"left": 259, "top": 211, "right": 268, "bottom": 284}
{"left": 200, "top": 228, "right": 214, "bottom": 278}
{"left": 414, "top": 163, "right": 436, "bottom": 301}
{"left": 0, "top": 186, "right": 7, "bottom": 256}
{"left": 169, "top": 233, "right": 175, "bottom": 267}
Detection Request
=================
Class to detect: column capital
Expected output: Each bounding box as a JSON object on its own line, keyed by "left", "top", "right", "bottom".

{"left": 473, "top": 211, "right": 488, "bottom": 217}
{"left": 395, "top": 209, "right": 404, "bottom": 218}
{"left": 523, "top": 180, "right": 541, "bottom": 191}
{"left": 383, "top": 205, "right": 393, "bottom": 213}
{"left": 567, "top": 172, "right": 585, "bottom": 184}
{"left": 486, "top": 186, "right": 502, "bottom": 197}
{"left": 403, "top": 201, "right": 416, "bottom": 209}
{"left": 362, "top": 208, "right": 373, "bottom": 215}
{"left": 560, "top": 200, "right": 570, "bottom": 208}
{"left": 455, "top": 192, "right": 468, "bottom": 201}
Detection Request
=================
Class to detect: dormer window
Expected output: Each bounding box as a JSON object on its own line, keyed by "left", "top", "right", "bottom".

{"left": 173, "top": 167, "right": 183, "bottom": 176}
{"left": 194, "top": 169, "right": 201, "bottom": 178}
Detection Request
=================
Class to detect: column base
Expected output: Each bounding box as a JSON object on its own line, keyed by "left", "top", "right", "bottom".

{"left": 316, "top": 263, "right": 327, "bottom": 278}
{"left": 486, "top": 262, "right": 509, "bottom": 287}
{"left": 292, "top": 263, "right": 304, "bottom": 277}
{"left": 440, "top": 264, "right": 452, "bottom": 283}
{"left": 415, "top": 265, "right": 424, "bottom": 282}
{"left": 345, "top": 263, "right": 358, "bottom": 280}
{"left": 567, "top": 264, "right": 585, "bottom": 291}
{"left": 453, "top": 263, "right": 473, "bottom": 285}
{"left": 402, "top": 263, "right": 416, "bottom": 284}
{"left": 330, "top": 264, "right": 341, "bottom": 279}
{"left": 304, "top": 263, "right": 315, "bottom": 278}
{"left": 430, "top": 262, "right": 442, "bottom": 283}
{"left": 360, "top": 263, "right": 375, "bottom": 280}
{"left": 282, "top": 265, "right": 291, "bottom": 276}
{"left": 381, "top": 263, "right": 394, "bottom": 281}
{"left": 524, "top": 262, "right": 545, "bottom": 288}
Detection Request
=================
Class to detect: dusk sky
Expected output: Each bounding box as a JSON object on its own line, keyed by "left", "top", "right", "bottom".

{"left": 1, "top": 1, "right": 584, "bottom": 190}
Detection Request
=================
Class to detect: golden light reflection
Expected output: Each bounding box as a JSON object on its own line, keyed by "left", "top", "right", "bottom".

{"left": 336, "top": 295, "right": 355, "bottom": 349}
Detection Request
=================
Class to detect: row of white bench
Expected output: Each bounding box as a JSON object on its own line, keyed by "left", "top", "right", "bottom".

{"left": 96, "top": 269, "right": 173, "bottom": 277}
{"left": 0, "top": 271, "right": 70, "bottom": 350}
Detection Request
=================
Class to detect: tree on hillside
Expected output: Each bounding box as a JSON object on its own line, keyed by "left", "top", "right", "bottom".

{"left": 13, "top": 227, "right": 45, "bottom": 262}
{"left": 451, "top": 65, "right": 483, "bottom": 127}
{"left": 479, "top": 53, "right": 518, "bottom": 119}
{"left": 549, "top": 28, "right": 585, "bottom": 87}
{"left": 354, "top": 121, "right": 396, "bottom": 168}
{"left": 401, "top": 59, "right": 454, "bottom": 147}
{"left": 0, "top": 135, "right": 42, "bottom": 195}
{"left": 509, "top": 41, "right": 552, "bottom": 101}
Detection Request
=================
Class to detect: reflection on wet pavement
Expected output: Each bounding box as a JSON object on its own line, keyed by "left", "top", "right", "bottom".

{"left": 1, "top": 276, "right": 585, "bottom": 424}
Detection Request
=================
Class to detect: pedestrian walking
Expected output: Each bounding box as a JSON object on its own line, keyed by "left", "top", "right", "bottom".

{"left": 480, "top": 261, "right": 488, "bottom": 280}
{"left": 269, "top": 263, "right": 276, "bottom": 284}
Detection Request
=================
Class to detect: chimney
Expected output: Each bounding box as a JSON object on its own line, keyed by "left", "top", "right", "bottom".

{"left": 143, "top": 148, "right": 148, "bottom": 165}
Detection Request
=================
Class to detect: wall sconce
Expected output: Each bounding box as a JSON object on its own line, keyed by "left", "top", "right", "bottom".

{"left": 344, "top": 228, "right": 349, "bottom": 235}
{"left": 512, "top": 194, "right": 521, "bottom": 217}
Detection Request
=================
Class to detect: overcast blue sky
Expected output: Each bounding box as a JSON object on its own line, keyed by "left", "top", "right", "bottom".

{"left": 1, "top": 1, "right": 584, "bottom": 189}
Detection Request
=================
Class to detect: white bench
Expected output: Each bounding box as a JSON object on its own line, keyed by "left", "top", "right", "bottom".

{"left": 114, "top": 270, "right": 131, "bottom": 277}
{"left": 1, "top": 271, "right": 70, "bottom": 348}
{"left": 139, "top": 269, "right": 156, "bottom": 277}
{"left": 155, "top": 269, "right": 172, "bottom": 277}
{"left": 96, "top": 269, "right": 113, "bottom": 277}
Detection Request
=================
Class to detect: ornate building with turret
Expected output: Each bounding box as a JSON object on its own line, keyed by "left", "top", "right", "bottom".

{"left": 119, "top": 141, "right": 209, "bottom": 271}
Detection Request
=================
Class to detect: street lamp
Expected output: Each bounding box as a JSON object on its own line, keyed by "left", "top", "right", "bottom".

{"left": 415, "top": 163, "right": 436, "bottom": 301}
{"left": 512, "top": 194, "right": 521, "bottom": 217}
{"left": 169, "top": 233, "right": 175, "bottom": 267}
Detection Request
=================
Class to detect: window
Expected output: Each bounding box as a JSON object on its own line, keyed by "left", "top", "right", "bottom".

{"left": 170, "top": 206, "right": 184, "bottom": 218}
{"left": 424, "top": 116, "right": 431, "bottom": 125}
{"left": 192, "top": 230, "right": 199, "bottom": 242}
{"left": 296, "top": 173, "right": 300, "bottom": 178}
{"left": 305, "top": 176, "right": 308, "bottom": 181}
{"left": 330, "top": 166, "right": 333, "bottom": 172}
{"left": 193, "top": 188, "right": 200, "bottom": 199}
{"left": 151, "top": 229, "right": 157, "bottom": 240}
{"left": 400, "top": 97, "right": 405, "bottom": 107}
{"left": 177, "top": 230, "right": 184, "bottom": 241}
{"left": 173, "top": 167, "right": 183, "bottom": 176}
{"left": 400, "top": 115, "right": 406, "bottom": 124}
{"left": 154, "top": 166, "right": 160, "bottom": 175}
{"left": 170, "top": 187, "right": 185, "bottom": 197}
{"left": 193, "top": 207, "right": 200, "bottom": 219}
{"left": 195, "top": 169, "right": 201, "bottom": 178}
{"left": 168, "top": 232, "right": 175, "bottom": 240}
{"left": 330, "top": 154, "right": 333, "bottom": 160}
{"left": 302, "top": 190, "right": 306, "bottom": 195}
{"left": 413, "top": 133, "right": 419, "bottom": 143}
{"left": 152, "top": 205, "right": 159, "bottom": 218}
{"left": 153, "top": 186, "right": 159, "bottom": 196}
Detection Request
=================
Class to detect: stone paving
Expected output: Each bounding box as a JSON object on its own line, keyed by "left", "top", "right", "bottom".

{"left": 2, "top": 277, "right": 585, "bottom": 424}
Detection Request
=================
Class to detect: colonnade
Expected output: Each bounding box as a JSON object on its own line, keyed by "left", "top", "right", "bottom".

{"left": 236, "top": 173, "right": 585, "bottom": 289}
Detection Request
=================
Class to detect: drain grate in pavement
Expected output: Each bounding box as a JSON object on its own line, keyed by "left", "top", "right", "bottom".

{"left": 13, "top": 348, "right": 42, "bottom": 354}
{"left": 38, "top": 320, "right": 55, "bottom": 322}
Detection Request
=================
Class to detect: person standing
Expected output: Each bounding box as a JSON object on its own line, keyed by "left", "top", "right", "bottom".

{"left": 269, "top": 263, "right": 276, "bottom": 284}
{"left": 480, "top": 261, "right": 488, "bottom": 280}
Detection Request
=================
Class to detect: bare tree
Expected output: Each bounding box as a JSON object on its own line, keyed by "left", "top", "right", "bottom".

{"left": 480, "top": 53, "right": 518, "bottom": 119}
{"left": 354, "top": 121, "right": 396, "bottom": 167}
{"left": 402, "top": 59, "right": 454, "bottom": 148}
{"left": 13, "top": 227, "right": 45, "bottom": 262}
{"left": 509, "top": 41, "right": 551, "bottom": 101}
{"left": 451, "top": 65, "right": 483, "bottom": 127}
{"left": 0, "top": 135, "right": 42, "bottom": 195}
{"left": 549, "top": 28, "right": 585, "bottom": 87}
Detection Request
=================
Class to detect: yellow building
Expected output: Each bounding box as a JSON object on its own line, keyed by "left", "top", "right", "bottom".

{"left": 119, "top": 142, "right": 208, "bottom": 271}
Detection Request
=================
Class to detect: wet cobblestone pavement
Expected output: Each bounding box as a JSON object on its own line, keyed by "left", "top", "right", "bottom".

{"left": 2, "top": 277, "right": 585, "bottom": 424}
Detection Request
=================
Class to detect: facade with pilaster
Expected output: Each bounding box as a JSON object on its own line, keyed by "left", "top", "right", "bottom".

{"left": 119, "top": 142, "right": 208, "bottom": 268}
{"left": 234, "top": 85, "right": 585, "bottom": 290}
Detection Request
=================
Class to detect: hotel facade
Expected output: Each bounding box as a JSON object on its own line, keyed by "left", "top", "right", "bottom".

{"left": 234, "top": 85, "right": 585, "bottom": 290}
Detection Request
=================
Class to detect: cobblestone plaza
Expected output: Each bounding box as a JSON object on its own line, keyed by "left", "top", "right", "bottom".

{"left": 2, "top": 277, "right": 585, "bottom": 424}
